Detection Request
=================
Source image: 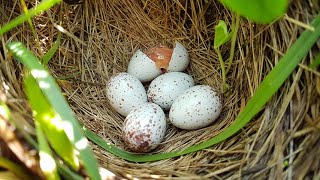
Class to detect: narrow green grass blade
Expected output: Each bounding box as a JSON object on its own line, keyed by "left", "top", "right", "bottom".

{"left": 35, "top": 121, "right": 60, "bottom": 180}
{"left": 310, "top": 53, "right": 320, "bottom": 69}
{"left": 0, "top": 157, "right": 33, "bottom": 180}
{"left": 42, "top": 33, "right": 61, "bottom": 65}
{"left": 85, "top": 13, "right": 320, "bottom": 162}
{"left": 24, "top": 73, "right": 80, "bottom": 171}
{"left": 0, "top": 0, "right": 61, "bottom": 35}
{"left": 56, "top": 161, "right": 84, "bottom": 180}
{"left": 6, "top": 43, "right": 101, "bottom": 180}
{"left": 1, "top": 101, "right": 84, "bottom": 180}
{"left": 20, "top": 0, "right": 43, "bottom": 55}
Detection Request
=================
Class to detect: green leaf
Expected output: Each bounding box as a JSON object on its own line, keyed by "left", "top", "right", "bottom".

{"left": 35, "top": 120, "right": 60, "bottom": 180}
{"left": 6, "top": 42, "right": 101, "bottom": 180}
{"left": 0, "top": 0, "right": 62, "bottom": 35}
{"left": 24, "top": 73, "right": 80, "bottom": 171}
{"left": 56, "top": 161, "right": 84, "bottom": 180}
{"left": 1, "top": 100, "right": 84, "bottom": 180}
{"left": 42, "top": 33, "right": 61, "bottom": 65}
{"left": 219, "top": 0, "right": 289, "bottom": 24}
{"left": 85, "top": 13, "right": 320, "bottom": 162}
{"left": 214, "top": 20, "right": 232, "bottom": 49}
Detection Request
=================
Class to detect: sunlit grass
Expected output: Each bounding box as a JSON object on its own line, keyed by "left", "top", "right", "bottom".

{"left": 7, "top": 42, "right": 101, "bottom": 180}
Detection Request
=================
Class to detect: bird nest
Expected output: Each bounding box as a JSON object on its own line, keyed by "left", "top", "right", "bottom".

{"left": 1, "top": 0, "right": 319, "bottom": 179}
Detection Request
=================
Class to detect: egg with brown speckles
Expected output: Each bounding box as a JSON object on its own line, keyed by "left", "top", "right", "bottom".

{"left": 147, "top": 72, "right": 194, "bottom": 111}
{"left": 123, "top": 103, "right": 166, "bottom": 152}
{"left": 106, "top": 72, "right": 147, "bottom": 117}
{"left": 169, "top": 85, "right": 223, "bottom": 130}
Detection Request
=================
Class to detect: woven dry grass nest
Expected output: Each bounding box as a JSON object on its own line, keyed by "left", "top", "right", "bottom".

{"left": 1, "top": 0, "right": 320, "bottom": 179}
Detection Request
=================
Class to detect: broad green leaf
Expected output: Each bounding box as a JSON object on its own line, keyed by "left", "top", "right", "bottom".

{"left": 214, "top": 20, "right": 232, "bottom": 49}
{"left": 0, "top": 0, "right": 62, "bottom": 35}
{"left": 42, "top": 33, "right": 61, "bottom": 65}
{"left": 219, "top": 0, "right": 289, "bottom": 24}
{"left": 84, "top": 13, "right": 320, "bottom": 162}
{"left": 24, "top": 73, "right": 79, "bottom": 171}
{"left": 35, "top": 120, "right": 60, "bottom": 180}
{"left": 6, "top": 43, "right": 101, "bottom": 180}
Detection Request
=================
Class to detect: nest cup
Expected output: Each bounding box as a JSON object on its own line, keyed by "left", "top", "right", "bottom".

{"left": 1, "top": 0, "right": 320, "bottom": 179}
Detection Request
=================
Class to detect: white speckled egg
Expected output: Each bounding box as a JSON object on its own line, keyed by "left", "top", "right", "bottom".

{"left": 169, "top": 85, "right": 222, "bottom": 130}
{"left": 147, "top": 72, "right": 194, "bottom": 111}
{"left": 167, "top": 41, "right": 189, "bottom": 72}
{"left": 127, "top": 50, "right": 162, "bottom": 83}
{"left": 123, "top": 103, "right": 166, "bottom": 152}
{"left": 106, "top": 72, "right": 147, "bottom": 116}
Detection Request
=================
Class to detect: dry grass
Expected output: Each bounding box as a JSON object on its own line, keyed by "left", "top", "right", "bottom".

{"left": 1, "top": 0, "right": 320, "bottom": 179}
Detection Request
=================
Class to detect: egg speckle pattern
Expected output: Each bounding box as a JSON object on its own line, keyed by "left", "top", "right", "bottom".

{"left": 169, "top": 85, "right": 222, "bottom": 130}
{"left": 123, "top": 103, "right": 166, "bottom": 152}
{"left": 127, "top": 50, "right": 162, "bottom": 82}
{"left": 147, "top": 72, "right": 194, "bottom": 111}
{"left": 106, "top": 72, "right": 147, "bottom": 116}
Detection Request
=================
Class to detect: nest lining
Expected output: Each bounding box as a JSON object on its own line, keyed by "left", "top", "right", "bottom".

{"left": 1, "top": 0, "right": 320, "bottom": 179}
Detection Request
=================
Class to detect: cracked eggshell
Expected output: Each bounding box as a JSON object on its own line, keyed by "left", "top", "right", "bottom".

{"left": 167, "top": 41, "right": 189, "bottom": 72}
{"left": 169, "top": 85, "right": 222, "bottom": 130}
{"left": 127, "top": 50, "right": 162, "bottom": 83}
{"left": 106, "top": 72, "right": 147, "bottom": 117}
{"left": 123, "top": 103, "right": 166, "bottom": 152}
{"left": 147, "top": 72, "right": 194, "bottom": 111}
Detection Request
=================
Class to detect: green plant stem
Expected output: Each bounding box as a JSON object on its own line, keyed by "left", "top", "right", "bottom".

{"left": 20, "top": 0, "right": 43, "bottom": 57}
{"left": 215, "top": 48, "right": 227, "bottom": 92}
{"left": 226, "top": 14, "right": 240, "bottom": 74}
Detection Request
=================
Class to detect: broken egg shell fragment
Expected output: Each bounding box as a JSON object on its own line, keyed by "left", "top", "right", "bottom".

{"left": 145, "top": 46, "right": 173, "bottom": 72}
{"left": 127, "top": 50, "right": 162, "bottom": 83}
{"left": 106, "top": 72, "right": 147, "bottom": 117}
{"left": 167, "top": 41, "right": 189, "bottom": 72}
{"left": 123, "top": 103, "right": 166, "bottom": 153}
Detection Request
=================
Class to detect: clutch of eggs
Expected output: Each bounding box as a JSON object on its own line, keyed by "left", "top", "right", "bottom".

{"left": 106, "top": 41, "right": 223, "bottom": 152}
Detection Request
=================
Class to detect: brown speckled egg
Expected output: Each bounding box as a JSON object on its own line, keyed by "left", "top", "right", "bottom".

{"left": 147, "top": 72, "right": 194, "bottom": 111}
{"left": 106, "top": 72, "right": 147, "bottom": 116}
{"left": 123, "top": 103, "right": 166, "bottom": 152}
{"left": 169, "top": 85, "right": 222, "bottom": 130}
